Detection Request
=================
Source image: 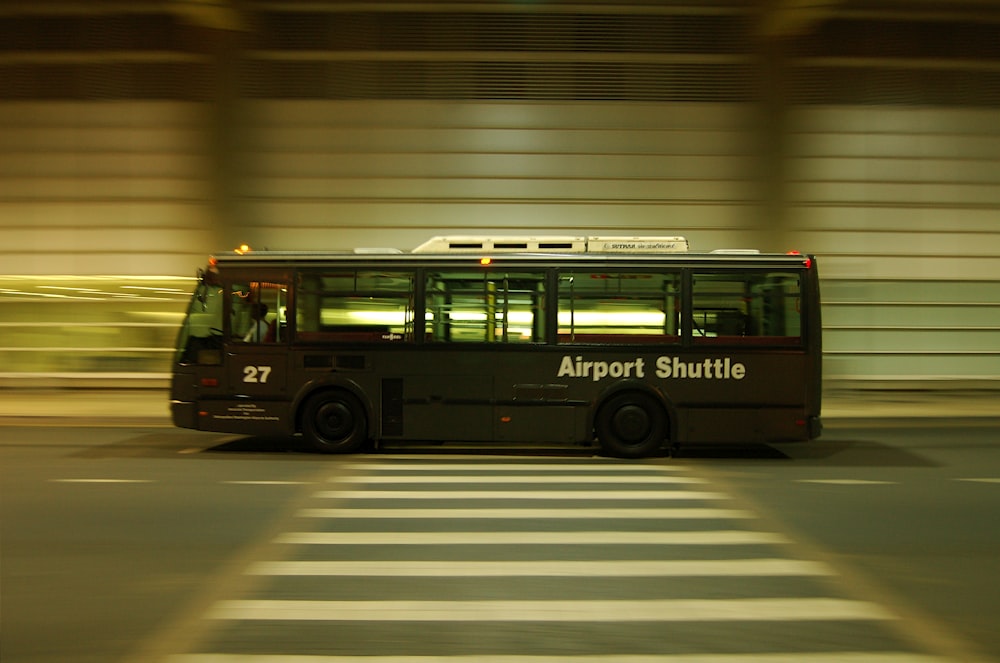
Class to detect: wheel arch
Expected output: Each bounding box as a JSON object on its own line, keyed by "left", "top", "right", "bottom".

{"left": 589, "top": 379, "right": 678, "bottom": 442}
{"left": 293, "top": 377, "right": 374, "bottom": 435}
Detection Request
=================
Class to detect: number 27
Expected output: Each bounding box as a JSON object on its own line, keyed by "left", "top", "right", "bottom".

{"left": 243, "top": 365, "right": 272, "bottom": 383}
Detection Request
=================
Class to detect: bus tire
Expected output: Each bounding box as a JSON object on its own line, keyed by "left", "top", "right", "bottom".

{"left": 301, "top": 390, "right": 368, "bottom": 454}
{"left": 595, "top": 392, "right": 667, "bottom": 458}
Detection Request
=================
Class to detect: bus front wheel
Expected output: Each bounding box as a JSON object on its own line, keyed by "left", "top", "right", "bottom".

{"left": 301, "top": 390, "right": 368, "bottom": 454}
{"left": 595, "top": 392, "right": 667, "bottom": 458}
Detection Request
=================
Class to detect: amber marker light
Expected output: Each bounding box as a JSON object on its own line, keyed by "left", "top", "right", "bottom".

{"left": 235, "top": 244, "right": 251, "bottom": 255}
{"left": 480, "top": 256, "right": 492, "bottom": 266}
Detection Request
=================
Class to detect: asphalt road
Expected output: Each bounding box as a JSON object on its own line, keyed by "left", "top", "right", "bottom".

{"left": 2, "top": 421, "right": 999, "bottom": 662}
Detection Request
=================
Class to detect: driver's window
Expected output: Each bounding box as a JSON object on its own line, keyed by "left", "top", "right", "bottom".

{"left": 231, "top": 281, "right": 287, "bottom": 343}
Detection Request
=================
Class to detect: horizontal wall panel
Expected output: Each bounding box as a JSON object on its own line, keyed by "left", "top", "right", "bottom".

{"left": 0, "top": 153, "right": 211, "bottom": 178}
{"left": 243, "top": 177, "right": 754, "bottom": 203}
{"left": 824, "top": 280, "right": 1000, "bottom": 302}
{"left": 789, "top": 182, "right": 1000, "bottom": 206}
{"left": 0, "top": 100, "right": 214, "bottom": 277}
{"left": 817, "top": 256, "right": 1000, "bottom": 281}
{"left": 1, "top": 227, "right": 216, "bottom": 255}
{"left": 0, "top": 102, "right": 208, "bottom": 128}
{"left": 239, "top": 102, "right": 758, "bottom": 237}
{"left": 0, "top": 252, "right": 206, "bottom": 276}
{"left": 790, "top": 157, "right": 1000, "bottom": 185}
{"left": 825, "top": 305, "right": 1000, "bottom": 328}
{"left": 790, "top": 129, "right": 1000, "bottom": 161}
{"left": 825, "top": 354, "right": 1000, "bottom": 381}
{"left": 0, "top": 177, "right": 212, "bottom": 201}
{"left": 789, "top": 206, "right": 1000, "bottom": 233}
{"left": 790, "top": 107, "right": 1000, "bottom": 136}
{"left": 0, "top": 202, "right": 213, "bottom": 230}
{"left": 792, "top": 230, "right": 1000, "bottom": 256}
{"left": 245, "top": 153, "right": 754, "bottom": 180}
{"left": 0, "top": 127, "right": 205, "bottom": 153}
{"left": 247, "top": 127, "right": 756, "bottom": 156}
{"left": 826, "top": 329, "right": 1000, "bottom": 353}
{"left": 245, "top": 100, "right": 755, "bottom": 131}
{"left": 787, "top": 104, "right": 1000, "bottom": 298}
{"left": 243, "top": 200, "right": 751, "bottom": 232}
{"left": 791, "top": 132, "right": 1000, "bottom": 160}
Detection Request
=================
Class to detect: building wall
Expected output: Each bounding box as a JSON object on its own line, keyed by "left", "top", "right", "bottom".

{"left": 0, "top": 101, "right": 216, "bottom": 276}
{"left": 786, "top": 106, "right": 1000, "bottom": 384}
{"left": 0, "top": 1, "right": 998, "bottom": 386}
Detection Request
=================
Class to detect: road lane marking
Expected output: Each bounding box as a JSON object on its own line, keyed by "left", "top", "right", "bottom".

{"left": 54, "top": 479, "right": 154, "bottom": 484}
{"left": 297, "top": 507, "right": 755, "bottom": 519}
{"left": 225, "top": 481, "right": 307, "bottom": 486}
{"left": 347, "top": 474, "right": 707, "bottom": 484}
{"left": 955, "top": 478, "right": 1000, "bottom": 483}
{"left": 349, "top": 462, "right": 686, "bottom": 472}
{"left": 318, "top": 489, "right": 725, "bottom": 500}
{"left": 246, "top": 558, "right": 833, "bottom": 577}
{"left": 207, "top": 597, "right": 893, "bottom": 622}
{"left": 795, "top": 479, "right": 896, "bottom": 485}
{"left": 274, "top": 530, "right": 790, "bottom": 545}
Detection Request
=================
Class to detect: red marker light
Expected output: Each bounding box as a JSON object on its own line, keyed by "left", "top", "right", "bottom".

{"left": 200, "top": 377, "right": 219, "bottom": 388}
{"left": 786, "top": 250, "right": 811, "bottom": 269}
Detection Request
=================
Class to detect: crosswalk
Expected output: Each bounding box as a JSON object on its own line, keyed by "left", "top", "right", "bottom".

{"left": 164, "top": 457, "right": 949, "bottom": 662}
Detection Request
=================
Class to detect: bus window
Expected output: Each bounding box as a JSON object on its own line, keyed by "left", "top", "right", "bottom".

{"left": 691, "top": 271, "right": 802, "bottom": 345}
{"left": 425, "top": 271, "right": 544, "bottom": 343}
{"left": 231, "top": 281, "right": 288, "bottom": 343}
{"left": 558, "top": 271, "right": 680, "bottom": 344}
{"left": 174, "top": 275, "right": 224, "bottom": 365}
{"left": 296, "top": 271, "right": 414, "bottom": 343}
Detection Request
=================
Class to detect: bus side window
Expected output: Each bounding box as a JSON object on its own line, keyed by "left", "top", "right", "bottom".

{"left": 425, "top": 271, "right": 544, "bottom": 343}
{"left": 295, "top": 271, "right": 414, "bottom": 343}
{"left": 557, "top": 271, "right": 680, "bottom": 344}
{"left": 691, "top": 271, "right": 802, "bottom": 345}
{"left": 232, "top": 281, "right": 288, "bottom": 344}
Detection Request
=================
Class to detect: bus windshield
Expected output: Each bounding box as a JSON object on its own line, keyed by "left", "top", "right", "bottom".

{"left": 174, "top": 273, "right": 224, "bottom": 365}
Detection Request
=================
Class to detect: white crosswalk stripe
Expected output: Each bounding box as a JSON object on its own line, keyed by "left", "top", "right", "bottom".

{"left": 246, "top": 558, "right": 833, "bottom": 577}
{"left": 165, "top": 458, "right": 952, "bottom": 662}
{"left": 167, "top": 653, "right": 948, "bottom": 663}
{"left": 274, "top": 530, "right": 789, "bottom": 545}
{"left": 207, "top": 597, "right": 893, "bottom": 622}
{"left": 318, "top": 489, "right": 727, "bottom": 499}
{"left": 298, "top": 507, "right": 755, "bottom": 519}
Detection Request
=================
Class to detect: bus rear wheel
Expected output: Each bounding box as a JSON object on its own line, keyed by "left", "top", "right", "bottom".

{"left": 301, "top": 390, "right": 368, "bottom": 454}
{"left": 595, "top": 392, "right": 667, "bottom": 458}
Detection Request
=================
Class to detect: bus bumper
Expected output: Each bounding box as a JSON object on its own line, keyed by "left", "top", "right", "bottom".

{"left": 170, "top": 398, "right": 293, "bottom": 436}
{"left": 808, "top": 415, "right": 823, "bottom": 439}
{"left": 171, "top": 400, "right": 198, "bottom": 429}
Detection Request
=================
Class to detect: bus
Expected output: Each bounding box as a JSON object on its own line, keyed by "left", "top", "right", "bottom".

{"left": 170, "top": 235, "right": 822, "bottom": 458}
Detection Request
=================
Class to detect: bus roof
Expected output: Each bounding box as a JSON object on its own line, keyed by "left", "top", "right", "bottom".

{"left": 211, "top": 235, "right": 813, "bottom": 266}
{"left": 411, "top": 235, "right": 689, "bottom": 254}
{"left": 209, "top": 251, "right": 814, "bottom": 271}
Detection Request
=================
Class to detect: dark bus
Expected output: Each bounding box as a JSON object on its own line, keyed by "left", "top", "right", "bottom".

{"left": 170, "top": 236, "right": 822, "bottom": 457}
